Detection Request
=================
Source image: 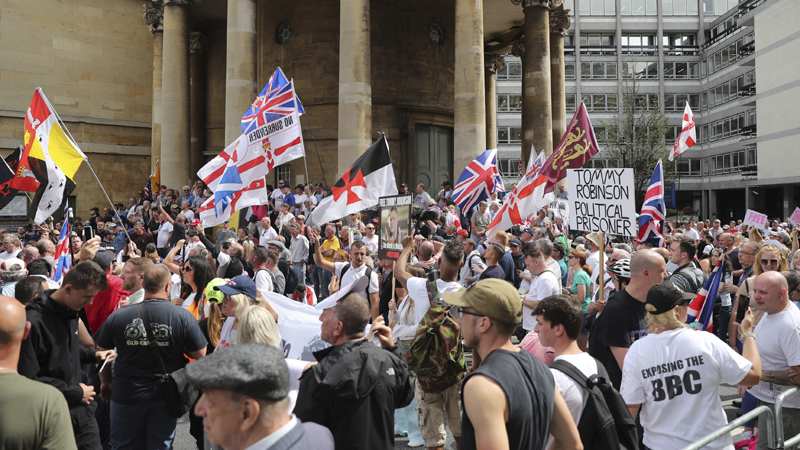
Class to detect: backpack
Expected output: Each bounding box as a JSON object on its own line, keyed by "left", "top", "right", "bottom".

{"left": 340, "top": 263, "right": 373, "bottom": 301}
{"left": 281, "top": 260, "right": 299, "bottom": 296}
{"left": 549, "top": 359, "right": 638, "bottom": 450}
{"left": 406, "top": 283, "right": 466, "bottom": 393}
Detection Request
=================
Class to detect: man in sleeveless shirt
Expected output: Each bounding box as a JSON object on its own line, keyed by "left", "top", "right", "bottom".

{"left": 442, "top": 279, "right": 582, "bottom": 450}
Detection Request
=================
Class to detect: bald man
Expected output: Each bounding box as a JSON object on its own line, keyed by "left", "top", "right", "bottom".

{"left": 749, "top": 272, "right": 800, "bottom": 450}
{"left": 0, "top": 295, "right": 76, "bottom": 449}
{"left": 588, "top": 249, "right": 668, "bottom": 389}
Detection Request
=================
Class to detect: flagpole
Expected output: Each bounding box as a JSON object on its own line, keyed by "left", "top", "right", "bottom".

{"left": 301, "top": 117, "right": 328, "bottom": 187}
{"left": 83, "top": 160, "right": 134, "bottom": 244}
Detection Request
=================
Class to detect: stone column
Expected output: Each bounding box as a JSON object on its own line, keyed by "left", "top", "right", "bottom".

{"left": 338, "top": 0, "right": 372, "bottom": 175}
{"left": 224, "top": 0, "right": 258, "bottom": 145}
{"left": 515, "top": 0, "right": 560, "bottom": 162}
{"left": 190, "top": 32, "right": 208, "bottom": 178}
{"left": 161, "top": 0, "right": 193, "bottom": 187}
{"left": 454, "top": 0, "right": 486, "bottom": 175}
{"left": 549, "top": 6, "right": 570, "bottom": 149}
{"left": 484, "top": 54, "right": 505, "bottom": 150}
{"left": 143, "top": 4, "right": 163, "bottom": 164}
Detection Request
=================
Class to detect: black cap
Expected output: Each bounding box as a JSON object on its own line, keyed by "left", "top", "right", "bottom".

{"left": 92, "top": 250, "right": 116, "bottom": 272}
{"left": 315, "top": 182, "right": 322, "bottom": 187}
{"left": 441, "top": 180, "right": 451, "bottom": 186}
{"left": 646, "top": 280, "right": 696, "bottom": 315}
{"left": 186, "top": 344, "right": 290, "bottom": 401}
{"left": 400, "top": 183, "right": 408, "bottom": 188}
{"left": 509, "top": 239, "right": 521, "bottom": 247}
{"left": 90, "top": 207, "right": 99, "bottom": 213}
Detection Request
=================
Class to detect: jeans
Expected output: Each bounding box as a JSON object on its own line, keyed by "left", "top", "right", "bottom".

{"left": 110, "top": 399, "right": 177, "bottom": 450}
{"left": 395, "top": 377, "right": 423, "bottom": 444}
{"left": 310, "top": 265, "right": 322, "bottom": 300}
{"left": 718, "top": 305, "right": 732, "bottom": 342}
{"left": 320, "top": 269, "right": 333, "bottom": 300}
{"left": 293, "top": 263, "right": 306, "bottom": 288}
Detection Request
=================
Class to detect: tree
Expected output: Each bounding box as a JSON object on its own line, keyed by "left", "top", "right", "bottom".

{"left": 602, "top": 77, "right": 674, "bottom": 210}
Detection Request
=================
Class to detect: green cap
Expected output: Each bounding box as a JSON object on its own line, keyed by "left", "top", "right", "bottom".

{"left": 443, "top": 279, "right": 522, "bottom": 325}
{"left": 205, "top": 278, "right": 229, "bottom": 304}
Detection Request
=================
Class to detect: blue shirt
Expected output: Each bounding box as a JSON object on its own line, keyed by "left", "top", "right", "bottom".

{"left": 181, "top": 195, "right": 195, "bottom": 205}
{"left": 283, "top": 193, "right": 296, "bottom": 207}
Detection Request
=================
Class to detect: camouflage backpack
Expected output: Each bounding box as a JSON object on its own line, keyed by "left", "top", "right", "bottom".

{"left": 405, "top": 281, "right": 466, "bottom": 393}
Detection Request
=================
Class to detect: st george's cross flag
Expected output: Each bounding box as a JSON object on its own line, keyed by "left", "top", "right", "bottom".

{"left": 670, "top": 103, "right": 696, "bottom": 161}
{"left": 485, "top": 147, "right": 551, "bottom": 239}
{"left": 21, "top": 89, "right": 85, "bottom": 224}
{"left": 241, "top": 67, "right": 305, "bottom": 135}
{"left": 309, "top": 135, "right": 397, "bottom": 226}
{"left": 53, "top": 206, "right": 72, "bottom": 284}
{"left": 452, "top": 148, "right": 504, "bottom": 214}
{"left": 687, "top": 258, "right": 724, "bottom": 332}
{"left": 638, "top": 159, "right": 667, "bottom": 247}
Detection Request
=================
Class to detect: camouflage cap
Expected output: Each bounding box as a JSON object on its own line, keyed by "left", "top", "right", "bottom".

{"left": 443, "top": 278, "right": 522, "bottom": 325}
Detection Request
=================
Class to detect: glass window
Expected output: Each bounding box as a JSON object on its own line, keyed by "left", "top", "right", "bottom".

{"left": 632, "top": 0, "right": 645, "bottom": 15}
{"left": 646, "top": 0, "right": 657, "bottom": 15}
{"left": 565, "top": 62, "right": 576, "bottom": 79}
{"left": 607, "top": 94, "right": 618, "bottom": 110}
{"left": 688, "top": 62, "right": 700, "bottom": 79}
{"left": 508, "top": 62, "right": 522, "bottom": 79}
{"left": 687, "top": 0, "right": 698, "bottom": 13}
{"left": 509, "top": 95, "right": 522, "bottom": 111}
{"left": 497, "top": 95, "right": 509, "bottom": 111}
{"left": 607, "top": 62, "right": 617, "bottom": 79}
{"left": 591, "top": 0, "right": 604, "bottom": 14}
{"left": 663, "top": 0, "right": 674, "bottom": 15}
{"left": 689, "top": 94, "right": 699, "bottom": 109}
{"left": 606, "top": 0, "right": 616, "bottom": 14}
{"left": 580, "top": 0, "right": 591, "bottom": 15}
{"left": 664, "top": 95, "right": 675, "bottom": 111}
{"left": 647, "top": 62, "right": 659, "bottom": 78}
{"left": 621, "top": 0, "right": 632, "bottom": 14}
{"left": 701, "top": 92, "right": 707, "bottom": 109}
{"left": 674, "top": 0, "right": 686, "bottom": 15}
{"left": 664, "top": 63, "right": 675, "bottom": 79}
{"left": 675, "top": 62, "right": 688, "bottom": 78}
{"left": 601, "top": 35, "right": 614, "bottom": 46}
{"left": 566, "top": 94, "right": 577, "bottom": 111}
{"left": 581, "top": 62, "right": 591, "bottom": 79}
{"left": 498, "top": 127, "right": 509, "bottom": 143}
{"left": 589, "top": 34, "right": 601, "bottom": 46}
{"left": 593, "top": 62, "right": 605, "bottom": 78}
{"left": 700, "top": 59, "right": 706, "bottom": 77}
{"left": 593, "top": 95, "right": 606, "bottom": 111}
{"left": 511, "top": 128, "right": 522, "bottom": 143}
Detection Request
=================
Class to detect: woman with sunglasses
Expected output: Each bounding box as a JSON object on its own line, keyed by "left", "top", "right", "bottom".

{"left": 215, "top": 275, "right": 259, "bottom": 352}
{"left": 173, "top": 255, "right": 215, "bottom": 320}
{"left": 729, "top": 243, "right": 787, "bottom": 447}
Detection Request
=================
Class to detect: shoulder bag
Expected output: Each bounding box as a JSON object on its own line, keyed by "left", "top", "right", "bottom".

{"left": 138, "top": 303, "right": 199, "bottom": 418}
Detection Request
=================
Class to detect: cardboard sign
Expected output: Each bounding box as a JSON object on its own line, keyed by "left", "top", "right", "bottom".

{"left": 743, "top": 209, "right": 767, "bottom": 230}
{"left": 568, "top": 168, "right": 637, "bottom": 236}
{"left": 549, "top": 198, "right": 570, "bottom": 223}
{"left": 378, "top": 194, "right": 412, "bottom": 260}
{"left": 788, "top": 207, "right": 800, "bottom": 227}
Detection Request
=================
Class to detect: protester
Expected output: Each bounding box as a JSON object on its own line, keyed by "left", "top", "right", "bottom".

{"left": 95, "top": 264, "right": 207, "bottom": 449}
{"left": 620, "top": 280, "right": 761, "bottom": 450}
{"left": 521, "top": 248, "right": 561, "bottom": 338}
{"left": 294, "top": 277, "right": 414, "bottom": 449}
{"left": 18, "top": 261, "right": 115, "bottom": 449}
{"left": 668, "top": 234, "right": 706, "bottom": 294}
{"left": 443, "top": 279, "right": 582, "bottom": 450}
{"left": 0, "top": 257, "right": 27, "bottom": 297}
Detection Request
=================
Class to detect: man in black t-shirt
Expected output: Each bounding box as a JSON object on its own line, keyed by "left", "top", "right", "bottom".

{"left": 588, "top": 249, "right": 667, "bottom": 389}
{"left": 95, "top": 265, "right": 207, "bottom": 449}
{"left": 475, "top": 243, "right": 506, "bottom": 281}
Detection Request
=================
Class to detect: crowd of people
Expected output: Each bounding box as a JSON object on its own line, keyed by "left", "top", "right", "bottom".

{"left": 2, "top": 177, "right": 800, "bottom": 450}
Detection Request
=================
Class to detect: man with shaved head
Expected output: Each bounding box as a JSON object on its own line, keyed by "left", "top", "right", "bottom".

{"left": 749, "top": 271, "right": 800, "bottom": 450}
{"left": 0, "top": 295, "right": 76, "bottom": 448}
{"left": 588, "top": 249, "right": 668, "bottom": 389}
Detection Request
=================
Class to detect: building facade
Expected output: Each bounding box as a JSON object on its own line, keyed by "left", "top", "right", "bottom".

{"left": 497, "top": 0, "right": 799, "bottom": 220}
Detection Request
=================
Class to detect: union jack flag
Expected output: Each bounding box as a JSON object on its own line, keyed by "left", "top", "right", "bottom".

{"left": 638, "top": 159, "right": 666, "bottom": 247}
{"left": 452, "top": 149, "right": 504, "bottom": 213}
{"left": 53, "top": 205, "right": 71, "bottom": 284}
{"left": 687, "top": 258, "right": 724, "bottom": 332}
{"left": 241, "top": 67, "right": 305, "bottom": 135}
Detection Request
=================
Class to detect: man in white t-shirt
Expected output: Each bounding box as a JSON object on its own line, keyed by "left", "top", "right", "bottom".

{"left": 270, "top": 183, "right": 285, "bottom": 212}
{"left": 584, "top": 232, "right": 602, "bottom": 276}
{"left": 536, "top": 238, "right": 562, "bottom": 283}
{"left": 749, "top": 271, "right": 800, "bottom": 450}
{"left": 681, "top": 219, "right": 700, "bottom": 243}
{"left": 258, "top": 217, "right": 278, "bottom": 246}
{"left": 0, "top": 234, "right": 22, "bottom": 261}
{"left": 521, "top": 248, "right": 561, "bottom": 334}
{"left": 251, "top": 244, "right": 275, "bottom": 296}
{"left": 311, "top": 234, "right": 380, "bottom": 320}
{"left": 393, "top": 236, "right": 465, "bottom": 450}
{"left": 534, "top": 295, "right": 599, "bottom": 444}
{"left": 361, "top": 223, "right": 379, "bottom": 256}
{"left": 461, "top": 239, "right": 486, "bottom": 287}
{"left": 155, "top": 209, "right": 173, "bottom": 256}
{"left": 620, "top": 280, "right": 761, "bottom": 450}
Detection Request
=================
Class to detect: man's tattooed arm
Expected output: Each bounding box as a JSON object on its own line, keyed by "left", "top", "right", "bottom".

{"left": 761, "top": 367, "right": 800, "bottom": 386}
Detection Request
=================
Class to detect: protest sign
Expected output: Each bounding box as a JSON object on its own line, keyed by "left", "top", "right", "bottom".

{"left": 567, "top": 168, "right": 636, "bottom": 236}
{"left": 743, "top": 209, "right": 767, "bottom": 230}
{"left": 378, "top": 194, "right": 412, "bottom": 260}
{"left": 549, "top": 198, "right": 569, "bottom": 223}
{"left": 788, "top": 207, "right": 800, "bottom": 227}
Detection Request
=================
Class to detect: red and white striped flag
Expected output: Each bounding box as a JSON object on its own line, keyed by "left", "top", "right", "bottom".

{"left": 670, "top": 104, "right": 696, "bottom": 161}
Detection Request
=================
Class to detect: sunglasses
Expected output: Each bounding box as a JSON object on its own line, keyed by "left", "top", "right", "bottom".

{"left": 182, "top": 265, "right": 193, "bottom": 272}
{"left": 451, "top": 306, "right": 485, "bottom": 320}
{"left": 761, "top": 259, "right": 779, "bottom": 265}
{"left": 568, "top": 255, "right": 575, "bottom": 259}
{"left": 253, "top": 245, "right": 264, "bottom": 259}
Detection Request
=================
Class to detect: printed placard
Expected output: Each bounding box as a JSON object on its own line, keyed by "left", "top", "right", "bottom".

{"left": 567, "top": 168, "right": 637, "bottom": 236}
{"left": 743, "top": 209, "right": 767, "bottom": 230}
{"left": 378, "top": 194, "right": 412, "bottom": 260}
{"left": 788, "top": 207, "right": 800, "bottom": 227}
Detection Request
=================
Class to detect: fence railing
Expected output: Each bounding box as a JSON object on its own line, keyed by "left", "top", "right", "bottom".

{"left": 679, "top": 405, "right": 775, "bottom": 450}
{"left": 775, "top": 387, "right": 800, "bottom": 449}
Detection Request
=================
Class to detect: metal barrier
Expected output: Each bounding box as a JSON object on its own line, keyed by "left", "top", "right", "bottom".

{"left": 775, "top": 387, "right": 800, "bottom": 449}
{"left": 679, "top": 405, "right": 775, "bottom": 450}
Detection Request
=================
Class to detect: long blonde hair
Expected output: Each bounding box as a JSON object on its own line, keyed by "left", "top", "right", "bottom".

{"left": 645, "top": 303, "right": 688, "bottom": 334}
{"left": 237, "top": 305, "right": 281, "bottom": 347}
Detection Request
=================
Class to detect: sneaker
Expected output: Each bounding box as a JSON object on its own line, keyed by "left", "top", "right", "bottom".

{"left": 394, "top": 430, "right": 408, "bottom": 437}
{"left": 407, "top": 441, "right": 424, "bottom": 448}
{"left": 733, "top": 399, "right": 742, "bottom": 407}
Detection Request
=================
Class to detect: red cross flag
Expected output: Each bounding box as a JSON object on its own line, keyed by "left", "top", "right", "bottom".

{"left": 309, "top": 135, "right": 397, "bottom": 226}
{"left": 670, "top": 103, "right": 696, "bottom": 161}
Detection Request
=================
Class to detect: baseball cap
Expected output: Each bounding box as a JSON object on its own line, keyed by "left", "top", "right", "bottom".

{"left": 205, "top": 278, "right": 229, "bottom": 304}
{"left": 190, "top": 219, "right": 201, "bottom": 227}
{"left": 0, "top": 258, "right": 26, "bottom": 274}
{"left": 646, "top": 280, "right": 696, "bottom": 315}
{"left": 92, "top": 251, "right": 116, "bottom": 272}
{"left": 509, "top": 239, "right": 522, "bottom": 247}
{"left": 315, "top": 182, "right": 322, "bottom": 187}
{"left": 217, "top": 275, "right": 258, "bottom": 300}
{"left": 571, "top": 236, "right": 586, "bottom": 248}
{"left": 186, "top": 343, "right": 289, "bottom": 401}
{"left": 441, "top": 180, "right": 451, "bottom": 186}
{"left": 296, "top": 215, "right": 305, "bottom": 221}
{"left": 457, "top": 229, "right": 468, "bottom": 238}
{"left": 443, "top": 278, "right": 522, "bottom": 325}
{"left": 316, "top": 275, "right": 370, "bottom": 310}
{"left": 400, "top": 183, "right": 408, "bottom": 188}
{"left": 520, "top": 228, "right": 534, "bottom": 236}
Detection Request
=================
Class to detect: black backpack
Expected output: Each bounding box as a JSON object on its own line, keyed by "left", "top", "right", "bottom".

{"left": 549, "top": 358, "right": 638, "bottom": 450}
{"left": 340, "top": 263, "right": 374, "bottom": 303}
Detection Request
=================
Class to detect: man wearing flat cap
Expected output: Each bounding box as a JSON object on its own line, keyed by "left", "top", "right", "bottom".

{"left": 443, "top": 279, "right": 581, "bottom": 450}
{"left": 293, "top": 276, "right": 414, "bottom": 449}
{"left": 187, "top": 344, "right": 333, "bottom": 450}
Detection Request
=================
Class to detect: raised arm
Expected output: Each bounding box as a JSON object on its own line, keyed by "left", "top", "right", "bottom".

{"left": 393, "top": 236, "right": 416, "bottom": 290}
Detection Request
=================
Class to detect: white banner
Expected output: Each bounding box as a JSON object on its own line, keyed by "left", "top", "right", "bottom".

{"left": 263, "top": 292, "right": 329, "bottom": 361}
{"left": 568, "top": 168, "right": 636, "bottom": 236}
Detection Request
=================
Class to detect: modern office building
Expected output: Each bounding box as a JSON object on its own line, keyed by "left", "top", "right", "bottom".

{"left": 496, "top": 0, "right": 799, "bottom": 220}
